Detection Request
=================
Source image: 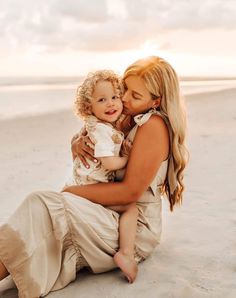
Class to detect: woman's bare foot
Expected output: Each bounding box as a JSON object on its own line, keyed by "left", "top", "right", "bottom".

{"left": 114, "top": 251, "right": 138, "bottom": 283}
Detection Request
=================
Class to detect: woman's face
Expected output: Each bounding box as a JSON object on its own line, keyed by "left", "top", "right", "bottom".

{"left": 122, "top": 75, "right": 160, "bottom": 116}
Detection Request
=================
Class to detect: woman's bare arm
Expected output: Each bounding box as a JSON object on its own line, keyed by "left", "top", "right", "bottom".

{"left": 63, "top": 115, "right": 169, "bottom": 205}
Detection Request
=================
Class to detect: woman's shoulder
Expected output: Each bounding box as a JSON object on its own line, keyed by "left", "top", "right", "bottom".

{"left": 127, "top": 110, "right": 169, "bottom": 145}
{"left": 134, "top": 113, "right": 169, "bottom": 160}
{"left": 139, "top": 113, "right": 169, "bottom": 135}
{"left": 134, "top": 109, "right": 167, "bottom": 128}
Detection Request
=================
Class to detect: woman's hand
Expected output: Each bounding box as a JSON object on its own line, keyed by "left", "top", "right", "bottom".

{"left": 71, "top": 129, "right": 96, "bottom": 168}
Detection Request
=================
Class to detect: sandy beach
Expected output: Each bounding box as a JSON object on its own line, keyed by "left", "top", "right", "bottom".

{"left": 0, "top": 88, "right": 236, "bottom": 297}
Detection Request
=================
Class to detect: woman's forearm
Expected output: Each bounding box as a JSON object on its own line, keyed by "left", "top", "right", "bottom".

{"left": 62, "top": 181, "right": 138, "bottom": 206}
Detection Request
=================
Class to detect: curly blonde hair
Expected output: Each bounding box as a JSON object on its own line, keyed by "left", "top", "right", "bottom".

{"left": 124, "top": 56, "right": 189, "bottom": 211}
{"left": 74, "top": 70, "right": 123, "bottom": 119}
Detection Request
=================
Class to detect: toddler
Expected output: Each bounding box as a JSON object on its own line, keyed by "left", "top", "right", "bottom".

{"left": 65, "top": 70, "right": 138, "bottom": 283}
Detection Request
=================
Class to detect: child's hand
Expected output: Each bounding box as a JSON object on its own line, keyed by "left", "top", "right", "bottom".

{"left": 121, "top": 139, "right": 132, "bottom": 157}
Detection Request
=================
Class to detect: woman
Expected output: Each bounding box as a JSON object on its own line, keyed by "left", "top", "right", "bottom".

{"left": 0, "top": 56, "right": 188, "bottom": 297}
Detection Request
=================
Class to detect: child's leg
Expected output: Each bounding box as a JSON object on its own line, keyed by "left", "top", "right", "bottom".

{"left": 111, "top": 203, "right": 139, "bottom": 283}
{"left": 118, "top": 203, "right": 138, "bottom": 256}
{"left": 0, "top": 260, "right": 9, "bottom": 280}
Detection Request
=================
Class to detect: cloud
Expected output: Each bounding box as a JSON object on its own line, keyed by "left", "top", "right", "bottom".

{"left": 50, "top": 0, "right": 108, "bottom": 22}
{"left": 0, "top": 0, "right": 235, "bottom": 53}
{"left": 123, "top": 0, "right": 236, "bottom": 29}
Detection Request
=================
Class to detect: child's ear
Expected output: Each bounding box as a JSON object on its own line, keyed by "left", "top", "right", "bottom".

{"left": 87, "top": 106, "right": 93, "bottom": 115}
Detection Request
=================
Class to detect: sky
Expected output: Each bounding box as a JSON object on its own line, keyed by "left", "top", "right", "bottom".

{"left": 0, "top": 0, "right": 236, "bottom": 77}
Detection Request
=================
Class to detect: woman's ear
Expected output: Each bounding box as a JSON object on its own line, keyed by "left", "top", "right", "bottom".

{"left": 152, "top": 98, "right": 161, "bottom": 109}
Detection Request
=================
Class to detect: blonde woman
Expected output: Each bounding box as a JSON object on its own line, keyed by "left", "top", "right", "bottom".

{"left": 0, "top": 56, "right": 188, "bottom": 297}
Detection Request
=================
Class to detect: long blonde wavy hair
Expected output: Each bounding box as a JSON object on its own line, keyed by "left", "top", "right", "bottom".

{"left": 124, "top": 56, "right": 189, "bottom": 211}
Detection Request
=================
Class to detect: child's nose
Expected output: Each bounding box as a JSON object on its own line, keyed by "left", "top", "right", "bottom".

{"left": 107, "top": 98, "right": 114, "bottom": 106}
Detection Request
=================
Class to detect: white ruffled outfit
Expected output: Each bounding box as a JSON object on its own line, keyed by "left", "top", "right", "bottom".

{"left": 66, "top": 115, "right": 124, "bottom": 186}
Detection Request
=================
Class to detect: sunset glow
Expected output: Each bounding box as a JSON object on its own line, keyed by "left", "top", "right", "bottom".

{"left": 0, "top": 1, "right": 236, "bottom": 77}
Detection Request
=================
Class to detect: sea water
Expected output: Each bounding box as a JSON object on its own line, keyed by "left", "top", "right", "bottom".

{"left": 0, "top": 77, "right": 236, "bottom": 120}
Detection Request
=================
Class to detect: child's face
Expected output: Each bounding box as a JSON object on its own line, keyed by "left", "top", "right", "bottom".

{"left": 91, "top": 80, "right": 123, "bottom": 123}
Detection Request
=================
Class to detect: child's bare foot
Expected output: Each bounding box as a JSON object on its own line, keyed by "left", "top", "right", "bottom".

{"left": 114, "top": 251, "right": 138, "bottom": 283}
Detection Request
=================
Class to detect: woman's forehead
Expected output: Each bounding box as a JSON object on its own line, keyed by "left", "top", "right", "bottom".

{"left": 125, "top": 76, "right": 149, "bottom": 94}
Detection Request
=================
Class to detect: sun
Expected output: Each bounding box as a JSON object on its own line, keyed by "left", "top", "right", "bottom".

{"left": 95, "top": 40, "right": 166, "bottom": 75}
{"left": 114, "top": 40, "right": 162, "bottom": 73}
{"left": 138, "top": 41, "right": 160, "bottom": 57}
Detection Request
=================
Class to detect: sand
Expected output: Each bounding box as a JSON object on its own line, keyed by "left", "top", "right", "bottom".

{"left": 0, "top": 88, "right": 236, "bottom": 297}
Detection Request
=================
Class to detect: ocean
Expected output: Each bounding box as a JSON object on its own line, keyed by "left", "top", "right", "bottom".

{"left": 0, "top": 76, "right": 236, "bottom": 120}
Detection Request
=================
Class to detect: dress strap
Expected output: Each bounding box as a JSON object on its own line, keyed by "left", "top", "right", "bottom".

{"left": 134, "top": 111, "right": 154, "bottom": 126}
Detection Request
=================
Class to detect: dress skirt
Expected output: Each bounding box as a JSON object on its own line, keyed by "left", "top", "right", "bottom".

{"left": 0, "top": 190, "right": 162, "bottom": 298}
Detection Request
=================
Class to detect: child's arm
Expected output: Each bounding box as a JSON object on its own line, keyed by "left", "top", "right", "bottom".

{"left": 100, "top": 156, "right": 128, "bottom": 171}
{"left": 98, "top": 133, "right": 132, "bottom": 170}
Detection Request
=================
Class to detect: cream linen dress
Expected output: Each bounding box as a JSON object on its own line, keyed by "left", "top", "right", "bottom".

{"left": 0, "top": 110, "right": 169, "bottom": 298}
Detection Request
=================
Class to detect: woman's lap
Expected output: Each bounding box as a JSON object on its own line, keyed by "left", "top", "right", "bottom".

{"left": 61, "top": 191, "right": 120, "bottom": 273}
{"left": 0, "top": 190, "right": 160, "bottom": 297}
{"left": 0, "top": 191, "right": 84, "bottom": 297}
